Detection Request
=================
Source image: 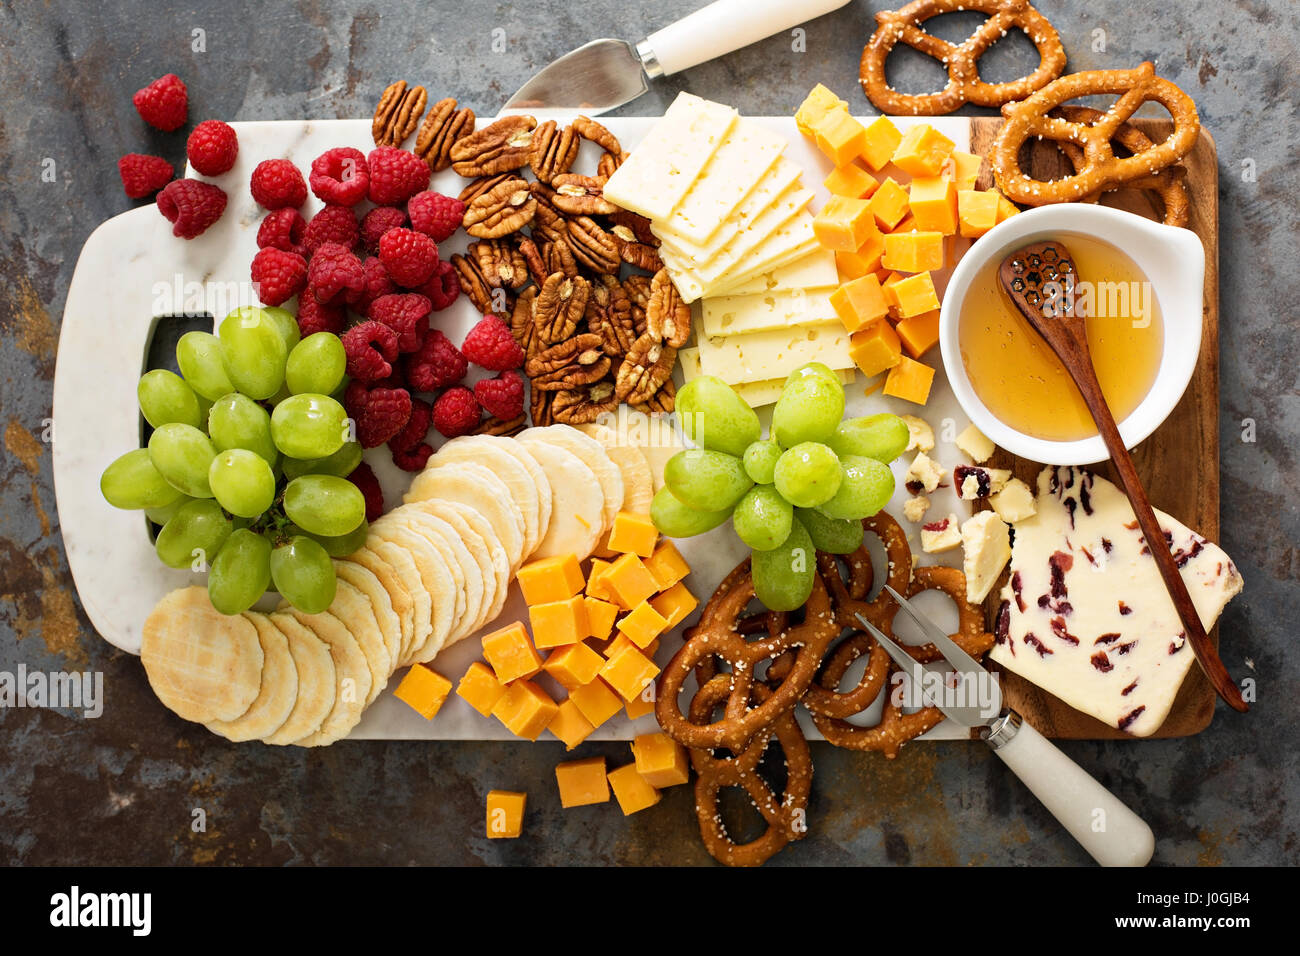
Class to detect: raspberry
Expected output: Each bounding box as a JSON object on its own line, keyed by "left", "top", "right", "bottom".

{"left": 250, "top": 247, "right": 308, "bottom": 307}
{"left": 460, "top": 314, "right": 524, "bottom": 371}
{"left": 412, "top": 260, "right": 461, "bottom": 311}
{"left": 367, "top": 146, "right": 430, "bottom": 206}
{"left": 295, "top": 293, "right": 346, "bottom": 337}
{"left": 369, "top": 294, "right": 431, "bottom": 353}
{"left": 250, "top": 159, "right": 307, "bottom": 210}
{"left": 403, "top": 329, "right": 467, "bottom": 392}
{"left": 388, "top": 396, "right": 432, "bottom": 454}
{"left": 156, "top": 179, "right": 227, "bottom": 239}
{"left": 341, "top": 320, "right": 399, "bottom": 383}
{"left": 474, "top": 370, "right": 525, "bottom": 421}
{"left": 256, "top": 208, "right": 306, "bottom": 256}
{"left": 132, "top": 73, "right": 188, "bottom": 131}
{"left": 346, "top": 461, "right": 385, "bottom": 521}
{"left": 407, "top": 191, "right": 465, "bottom": 242}
{"left": 308, "top": 242, "right": 365, "bottom": 305}
{"left": 303, "top": 204, "right": 360, "bottom": 255}
{"left": 345, "top": 381, "right": 412, "bottom": 448}
{"left": 431, "top": 386, "right": 481, "bottom": 439}
{"left": 360, "top": 206, "right": 408, "bottom": 254}
{"left": 186, "top": 120, "right": 239, "bottom": 176}
{"left": 309, "top": 147, "right": 370, "bottom": 206}
{"left": 378, "top": 227, "right": 439, "bottom": 288}
{"left": 392, "top": 443, "right": 433, "bottom": 472}
{"left": 117, "top": 154, "right": 174, "bottom": 199}
{"left": 354, "top": 257, "right": 397, "bottom": 318}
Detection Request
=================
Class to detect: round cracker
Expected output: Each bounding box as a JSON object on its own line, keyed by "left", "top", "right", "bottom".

{"left": 369, "top": 517, "right": 457, "bottom": 665}
{"left": 279, "top": 605, "right": 371, "bottom": 747}
{"left": 141, "top": 586, "right": 264, "bottom": 724}
{"left": 516, "top": 440, "right": 604, "bottom": 560}
{"left": 424, "top": 436, "right": 544, "bottom": 559}
{"left": 345, "top": 545, "right": 416, "bottom": 664}
{"left": 495, "top": 436, "right": 552, "bottom": 556}
{"left": 618, "top": 409, "right": 683, "bottom": 493}
{"left": 333, "top": 561, "right": 402, "bottom": 686}
{"left": 424, "top": 499, "right": 510, "bottom": 633}
{"left": 404, "top": 463, "right": 525, "bottom": 572}
{"left": 401, "top": 509, "right": 484, "bottom": 646}
{"left": 262, "top": 613, "right": 336, "bottom": 746}
{"left": 575, "top": 422, "right": 654, "bottom": 514}
{"left": 518, "top": 425, "right": 624, "bottom": 533}
{"left": 205, "top": 613, "right": 299, "bottom": 743}
{"left": 285, "top": 579, "right": 386, "bottom": 706}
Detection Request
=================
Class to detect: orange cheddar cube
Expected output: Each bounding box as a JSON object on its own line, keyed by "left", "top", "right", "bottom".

{"left": 957, "top": 189, "right": 999, "bottom": 238}
{"left": 895, "top": 309, "right": 941, "bottom": 359}
{"left": 393, "top": 663, "right": 453, "bottom": 720}
{"left": 907, "top": 177, "right": 958, "bottom": 234}
{"left": 795, "top": 83, "right": 848, "bottom": 139}
{"left": 890, "top": 272, "right": 940, "bottom": 318}
{"left": 607, "top": 511, "right": 658, "bottom": 557}
{"left": 859, "top": 116, "right": 903, "bottom": 171}
{"left": 812, "top": 195, "right": 879, "bottom": 253}
{"left": 456, "top": 661, "right": 507, "bottom": 716}
{"left": 650, "top": 582, "right": 699, "bottom": 629}
{"left": 599, "top": 642, "right": 660, "bottom": 702}
{"left": 481, "top": 622, "right": 543, "bottom": 683}
{"left": 568, "top": 678, "right": 624, "bottom": 728}
{"left": 944, "top": 150, "right": 984, "bottom": 191}
{"left": 849, "top": 319, "right": 904, "bottom": 377}
{"left": 491, "top": 679, "right": 559, "bottom": 741}
{"left": 516, "top": 553, "right": 585, "bottom": 606}
{"left": 625, "top": 689, "right": 656, "bottom": 720}
{"left": 830, "top": 273, "right": 891, "bottom": 333}
{"left": 643, "top": 540, "right": 690, "bottom": 591}
{"left": 881, "top": 231, "right": 945, "bottom": 274}
{"left": 585, "top": 558, "right": 613, "bottom": 601}
{"left": 890, "top": 213, "right": 917, "bottom": 235}
{"left": 811, "top": 108, "right": 868, "bottom": 167}
{"left": 883, "top": 355, "right": 936, "bottom": 405}
{"left": 604, "top": 633, "right": 660, "bottom": 661}
{"left": 868, "top": 178, "right": 910, "bottom": 231}
{"left": 891, "top": 123, "right": 956, "bottom": 176}
{"left": 835, "top": 236, "right": 885, "bottom": 280}
{"left": 583, "top": 596, "right": 619, "bottom": 641}
{"left": 543, "top": 640, "right": 605, "bottom": 690}
{"left": 616, "top": 600, "right": 669, "bottom": 649}
{"left": 528, "top": 595, "right": 589, "bottom": 650}
{"left": 631, "top": 732, "right": 690, "bottom": 788}
{"left": 486, "top": 790, "right": 526, "bottom": 839}
{"left": 607, "top": 763, "right": 662, "bottom": 816}
{"left": 824, "top": 162, "right": 879, "bottom": 199}
{"left": 547, "top": 699, "right": 595, "bottom": 750}
{"left": 603, "top": 552, "right": 659, "bottom": 610}
{"left": 555, "top": 756, "right": 610, "bottom": 808}
{"left": 993, "top": 189, "right": 1020, "bottom": 223}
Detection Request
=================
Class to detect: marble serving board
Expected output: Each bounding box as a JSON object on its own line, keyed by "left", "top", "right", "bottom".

{"left": 54, "top": 114, "right": 984, "bottom": 742}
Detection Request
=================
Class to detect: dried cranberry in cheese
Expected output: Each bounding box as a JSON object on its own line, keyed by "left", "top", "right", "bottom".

{"left": 954, "top": 464, "right": 1011, "bottom": 500}
{"left": 904, "top": 451, "right": 944, "bottom": 494}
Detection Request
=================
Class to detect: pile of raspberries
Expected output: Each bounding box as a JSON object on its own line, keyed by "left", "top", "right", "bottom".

{"left": 248, "top": 145, "right": 526, "bottom": 473}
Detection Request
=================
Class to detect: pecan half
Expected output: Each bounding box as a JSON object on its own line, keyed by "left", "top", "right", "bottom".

{"left": 615, "top": 334, "right": 676, "bottom": 405}
{"left": 530, "top": 120, "right": 580, "bottom": 185}
{"left": 457, "top": 172, "right": 512, "bottom": 205}
{"left": 612, "top": 226, "right": 664, "bottom": 272}
{"left": 517, "top": 237, "right": 548, "bottom": 287}
{"left": 533, "top": 272, "right": 589, "bottom": 344}
{"left": 573, "top": 115, "right": 626, "bottom": 159}
{"left": 527, "top": 333, "right": 611, "bottom": 391}
{"left": 463, "top": 178, "right": 537, "bottom": 239}
{"left": 551, "top": 174, "right": 619, "bottom": 216}
{"left": 531, "top": 201, "right": 568, "bottom": 245}
{"left": 451, "top": 252, "right": 492, "bottom": 314}
{"left": 470, "top": 239, "right": 530, "bottom": 291}
{"left": 416, "top": 97, "right": 475, "bottom": 172}
{"left": 633, "top": 376, "right": 676, "bottom": 414}
{"left": 450, "top": 115, "right": 537, "bottom": 177}
{"left": 645, "top": 269, "right": 690, "bottom": 347}
{"left": 510, "top": 286, "right": 540, "bottom": 358}
{"left": 373, "top": 82, "right": 427, "bottom": 147}
{"left": 586, "top": 275, "right": 636, "bottom": 358}
{"left": 566, "top": 216, "right": 620, "bottom": 274}
{"left": 597, "top": 151, "right": 623, "bottom": 180}
{"left": 530, "top": 384, "right": 554, "bottom": 426}
{"left": 608, "top": 209, "right": 658, "bottom": 247}
{"left": 542, "top": 239, "right": 579, "bottom": 279}
{"left": 553, "top": 379, "right": 619, "bottom": 425}
{"left": 474, "top": 414, "right": 527, "bottom": 437}
{"left": 622, "top": 274, "right": 652, "bottom": 309}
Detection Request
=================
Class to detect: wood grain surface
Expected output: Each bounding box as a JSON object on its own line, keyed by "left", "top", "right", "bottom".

{"left": 968, "top": 117, "right": 1220, "bottom": 739}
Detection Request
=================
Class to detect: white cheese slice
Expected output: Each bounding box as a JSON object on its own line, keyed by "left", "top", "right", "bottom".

{"left": 680, "top": 346, "right": 853, "bottom": 407}
{"left": 961, "top": 511, "right": 1011, "bottom": 603}
{"left": 602, "top": 92, "right": 738, "bottom": 221}
{"left": 717, "top": 247, "right": 839, "bottom": 297}
{"left": 653, "top": 156, "right": 802, "bottom": 256}
{"left": 988, "top": 466, "right": 1244, "bottom": 737}
{"left": 693, "top": 320, "right": 854, "bottom": 385}
{"left": 920, "top": 513, "right": 961, "bottom": 553}
{"left": 662, "top": 119, "right": 786, "bottom": 244}
{"left": 706, "top": 223, "right": 818, "bottom": 298}
{"left": 700, "top": 286, "right": 838, "bottom": 338}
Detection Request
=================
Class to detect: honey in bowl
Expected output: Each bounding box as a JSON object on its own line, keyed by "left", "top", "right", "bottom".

{"left": 959, "top": 233, "right": 1164, "bottom": 442}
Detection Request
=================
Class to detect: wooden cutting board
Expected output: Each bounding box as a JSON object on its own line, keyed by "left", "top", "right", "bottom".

{"left": 967, "top": 118, "right": 1221, "bottom": 739}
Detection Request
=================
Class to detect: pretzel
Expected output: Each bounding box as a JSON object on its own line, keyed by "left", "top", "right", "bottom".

{"left": 1052, "top": 106, "right": 1190, "bottom": 228}
{"left": 859, "top": 0, "right": 1066, "bottom": 116}
{"left": 991, "top": 62, "right": 1201, "bottom": 206}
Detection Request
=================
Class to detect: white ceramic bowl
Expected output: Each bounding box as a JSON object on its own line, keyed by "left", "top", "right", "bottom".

{"left": 939, "top": 204, "right": 1205, "bottom": 465}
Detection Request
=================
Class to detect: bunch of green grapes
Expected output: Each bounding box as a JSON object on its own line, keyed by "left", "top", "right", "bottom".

{"left": 651, "top": 363, "right": 910, "bottom": 612}
{"left": 100, "top": 306, "right": 370, "bottom": 616}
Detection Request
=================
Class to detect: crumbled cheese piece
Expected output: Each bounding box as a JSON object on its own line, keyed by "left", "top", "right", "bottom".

{"left": 954, "top": 465, "right": 1012, "bottom": 500}
{"left": 900, "top": 414, "right": 934, "bottom": 453}
{"left": 961, "top": 511, "right": 1011, "bottom": 604}
{"left": 955, "top": 424, "right": 996, "bottom": 463}
{"left": 905, "top": 452, "right": 944, "bottom": 494}
{"left": 902, "top": 495, "right": 931, "bottom": 523}
{"left": 989, "top": 477, "right": 1036, "bottom": 522}
{"left": 920, "top": 513, "right": 961, "bottom": 553}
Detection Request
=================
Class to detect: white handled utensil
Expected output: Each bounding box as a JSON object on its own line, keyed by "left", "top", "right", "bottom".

{"left": 504, "top": 0, "right": 853, "bottom": 113}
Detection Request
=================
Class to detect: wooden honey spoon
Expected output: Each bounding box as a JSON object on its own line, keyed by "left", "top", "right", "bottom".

{"left": 998, "top": 240, "right": 1247, "bottom": 713}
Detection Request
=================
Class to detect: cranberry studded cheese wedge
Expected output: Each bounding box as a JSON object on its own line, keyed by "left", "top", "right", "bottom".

{"left": 989, "top": 467, "right": 1244, "bottom": 737}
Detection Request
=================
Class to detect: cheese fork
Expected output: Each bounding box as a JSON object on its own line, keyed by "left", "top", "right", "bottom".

{"left": 855, "top": 587, "right": 1155, "bottom": 867}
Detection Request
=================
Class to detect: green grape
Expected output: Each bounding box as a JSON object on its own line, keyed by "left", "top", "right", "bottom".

{"left": 218, "top": 307, "right": 287, "bottom": 400}
{"left": 742, "top": 440, "right": 782, "bottom": 485}
{"left": 147, "top": 423, "right": 217, "bottom": 498}
{"left": 663, "top": 449, "right": 753, "bottom": 512}
{"left": 155, "top": 499, "right": 232, "bottom": 570}
{"left": 145, "top": 494, "right": 193, "bottom": 526}
{"left": 260, "top": 306, "right": 301, "bottom": 353}
{"left": 137, "top": 369, "right": 201, "bottom": 428}
{"left": 101, "top": 448, "right": 184, "bottom": 510}
{"left": 773, "top": 442, "right": 842, "bottom": 508}
{"left": 772, "top": 363, "right": 846, "bottom": 448}
{"left": 270, "top": 535, "right": 337, "bottom": 614}
{"left": 676, "top": 375, "right": 762, "bottom": 458}
{"left": 207, "top": 529, "right": 272, "bottom": 615}
{"left": 176, "top": 331, "right": 235, "bottom": 401}
{"left": 283, "top": 474, "right": 366, "bottom": 537}
{"left": 797, "top": 507, "right": 863, "bottom": 554}
{"left": 827, "top": 414, "right": 910, "bottom": 464}
{"left": 270, "top": 393, "right": 347, "bottom": 460}
{"left": 208, "top": 449, "right": 276, "bottom": 518}
{"left": 752, "top": 517, "right": 816, "bottom": 612}
{"left": 286, "top": 333, "right": 347, "bottom": 396}
{"left": 293, "top": 519, "right": 370, "bottom": 558}
{"left": 817, "top": 455, "right": 895, "bottom": 521}
{"left": 650, "top": 486, "right": 733, "bottom": 538}
{"left": 733, "top": 485, "right": 793, "bottom": 552}
{"left": 282, "top": 442, "right": 363, "bottom": 480}
{"left": 207, "top": 392, "right": 278, "bottom": 465}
